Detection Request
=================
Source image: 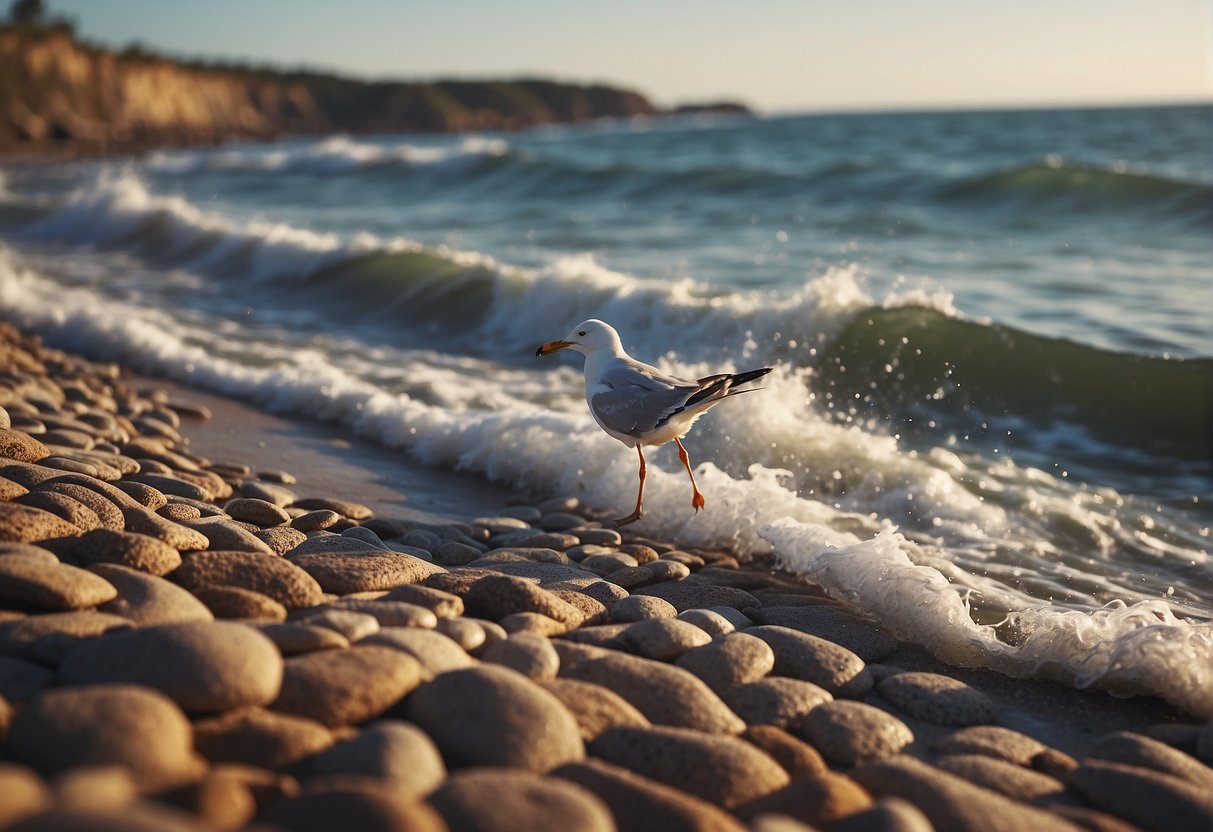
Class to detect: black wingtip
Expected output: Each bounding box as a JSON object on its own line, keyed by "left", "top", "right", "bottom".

{"left": 535, "top": 346, "right": 544, "bottom": 357}
{"left": 732, "top": 367, "right": 774, "bottom": 387}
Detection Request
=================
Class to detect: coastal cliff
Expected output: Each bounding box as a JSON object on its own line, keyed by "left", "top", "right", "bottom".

{"left": 0, "top": 26, "right": 738, "bottom": 154}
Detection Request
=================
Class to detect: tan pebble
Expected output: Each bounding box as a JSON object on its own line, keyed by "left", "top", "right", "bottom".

{"left": 93, "top": 563, "right": 213, "bottom": 626}
{"left": 723, "top": 677, "right": 833, "bottom": 729}
{"left": 181, "top": 517, "right": 275, "bottom": 554}
{"left": 482, "top": 631, "right": 561, "bottom": 681}
{"left": 0, "top": 502, "right": 81, "bottom": 544}
{"left": 645, "top": 560, "right": 691, "bottom": 582}
{"left": 53, "top": 528, "right": 182, "bottom": 576}
{"left": 256, "top": 469, "right": 296, "bottom": 484}
{"left": 617, "top": 543, "right": 659, "bottom": 563}
{"left": 383, "top": 583, "right": 464, "bottom": 617}
{"left": 253, "top": 525, "right": 307, "bottom": 554}
{"left": 931, "top": 724, "right": 1053, "bottom": 766}
{"left": 272, "top": 645, "right": 424, "bottom": 728}
{"left": 614, "top": 618, "right": 712, "bottom": 661}
{"left": 824, "top": 797, "right": 933, "bottom": 832}
{"left": 52, "top": 765, "right": 138, "bottom": 812}
{"left": 677, "top": 607, "right": 742, "bottom": 636}
{"left": 298, "top": 609, "right": 380, "bottom": 642}
{"left": 603, "top": 565, "right": 655, "bottom": 589}
{"left": 738, "top": 773, "right": 873, "bottom": 827}
{"left": 434, "top": 617, "right": 485, "bottom": 651}
{"left": 548, "top": 588, "right": 609, "bottom": 625}
{"left": 751, "top": 604, "right": 898, "bottom": 661}
{"left": 611, "top": 594, "right": 677, "bottom": 622}
{"left": 365, "top": 626, "right": 476, "bottom": 677}
{"left": 0, "top": 554, "right": 116, "bottom": 610}
{"left": 35, "top": 482, "right": 124, "bottom": 529}
{"left": 796, "top": 701, "right": 913, "bottom": 767}
{"left": 501, "top": 611, "right": 571, "bottom": 636}
{"left": 877, "top": 671, "right": 996, "bottom": 726}
{"left": 157, "top": 502, "right": 202, "bottom": 522}
{"left": 309, "top": 720, "right": 446, "bottom": 797}
{"left": 463, "top": 574, "right": 585, "bottom": 627}
{"left": 121, "top": 505, "right": 210, "bottom": 551}
{"left": 287, "top": 549, "right": 445, "bottom": 594}
{"left": 0, "top": 611, "right": 133, "bottom": 662}
{"left": 240, "top": 479, "right": 297, "bottom": 508}
{"left": 0, "top": 475, "right": 29, "bottom": 500}
{"left": 675, "top": 632, "right": 776, "bottom": 694}
{"left": 327, "top": 598, "right": 438, "bottom": 629}
{"left": 258, "top": 785, "right": 445, "bottom": 832}
{"left": 430, "top": 768, "right": 610, "bottom": 832}
{"left": 255, "top": 622, "right": 350, "bottom": 656}
{"left": 1087, "top": 730, "right": 1213, "bottom": 789}
{"left": 543, "top": 678, "right": 650, "bottom": 741}
{"left": 0, "top": 428, "right": 50, "bottom": 463}
{"left": 742, "top": 724, "right": 829, "bottom": 779}
{"left": 111, "top": 480, "right": 168, "bottom": 510}
{"left": 159, "top": 767, "right": 257, "bottom": 831}
{"left": 193, "top": 706, "right": 334, "bottom": 769}
{"left": 291, "top": 497, "right": 373, "bottom": 520}
{"left": 16, "top": 491, "right": 101, "bottom": 531}
{"left": 223, "top": 497, "right": 291, "bottom": 527}
{"left": 748, "top": 625, "right": 873, "bottom": 698}
{"left": 933, "top": 753, "right": 1066, "bottom": 801}
{"left": 192, "top": 584, "right": 288, "bottom": 621}
{"left": 174, "top": 550, "right": 325, "bottom": 610}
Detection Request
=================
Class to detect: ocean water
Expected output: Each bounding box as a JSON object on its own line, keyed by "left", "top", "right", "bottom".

{"left": 1, "top": 105, "right": 1211, "bottom": 714}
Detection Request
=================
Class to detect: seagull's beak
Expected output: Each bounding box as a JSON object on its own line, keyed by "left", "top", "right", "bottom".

{"left": 536, "top": 339, "right": 572, "bottom": 357}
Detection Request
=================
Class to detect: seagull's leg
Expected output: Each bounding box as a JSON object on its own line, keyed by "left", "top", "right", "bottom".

{"left": 613, "top": 445, "right": 646, "bottom": 527}
{"left": 675, "top": 437, "right": 706, "bottom": 511}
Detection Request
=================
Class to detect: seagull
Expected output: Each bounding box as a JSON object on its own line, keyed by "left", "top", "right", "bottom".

{"left": 537, "top": 319, "right": 772, "bottom": 527}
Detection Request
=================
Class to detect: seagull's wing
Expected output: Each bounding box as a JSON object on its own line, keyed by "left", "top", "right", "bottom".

{"left": 589, "top": 364, "right": 699, "bottom": 438}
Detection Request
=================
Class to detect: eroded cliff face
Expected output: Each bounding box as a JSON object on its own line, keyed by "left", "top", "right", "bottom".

{"left": 0, "top": 28, "right": 662, "bottom": 152}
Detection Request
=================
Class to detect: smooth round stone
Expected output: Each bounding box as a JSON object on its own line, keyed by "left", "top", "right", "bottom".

{"left": 254, "top": 526, "right": 307, "bottom": 555}
{"left": 1068, "top": 758, "right": 1213, "bottom": 832}
{"left": 1088, "top": 730, "right": 1213, "bottom": 789}
{"left": 120, "top": 506, "right": 210, "bottom": 551}
{"left": 430, "top": 768, "right": 612, "bottom": 832}
{"left": 192, "top": 584, "right": 288, "bottom": 621}
{"left": 174, "top": 550, "right": 325, "bottom": 610}
{"left": 0, "top": 475, "right": 28, "bottom": 501}
{"left": 258, "top": 784, "right": 444, "bottom": 832}
{"left": 739, "top": 773, "right": 873, "bottom": 828}
{"left": 298, "top": 609, "right": 381, "bottom": 642}
{"left": 364, "top": 627, "right": 476, "bottom": 677}
{"left": 17, "top": 490, "right": 101, "bottom": 531}
{"left": 272, "top": 645, "right": 424, "bottom": 727}
{"left": 555, "top": 758, "right": 748, "bottom": 832}
{"left": 128, "top": 473, "right": 208, "bottom": 501}
{"left": 290, "top": 509, "right": 341, "bottom": 532}
{"left": 342, "top": 526, "right": 387, "bottom": 548}
{"left": 749, "top": 604, "right": 898, "bottom": 661}
{"left": 434, "top": 617, "right": 485, "bottom": 651}
{"left": 571, "top": 528, "right": 622, "bottom": 546}
{"left": 633, "top": 580, "right": 759, "bottom": 612}
{"left": 482, "top": 632, "right": 560, "bottom": 680}
{"left": 59, "top": 621, "right": 284, "bottom": 714}
{"left": 930, "top": 725, "right": 1055, "bottom": 767}
{"left": 396, "top": 528, "right": 440, "bottom": 552}
{"left": 581, "top": 552, "right": 640, "bottom": 575}
{"left": 112, "top": 481, "right": 168, "bottom": 510}
{"left": 6, "top": 684, "right": 203, "bottom": 791}
{"left": 255, "top": 622, "right": 350, "bottom": 655}
{"left": 549, "top": 589, "right": 608, "bottom": 626}
{"left": 722, "top": 677, "right": 833, "bottom": 728}
{"left": 29, "top": 485, "right": 116, "bottom": 531}
{"left": 590, "top": 724, "right": 790, "bottom": 809}
{"left": 560, "top": 649, "right": 745, "bottom": 734}
{"left": 406, "top": 665, "right": 585, "bottom": 771}
{"left": 0, "top": 763, "right": 51, "bottom": 827}
{"left": 0, "top": 428, "right": 49, "bottom": 463}
{"left": 463, "top": 574, "right": 585, "bottom": 626}
{"left": 543, "top": 678, "right": 650, "bottom": 741}
{"left": 309, "top": 720, "right": 446, "bottom": 797}
{"left": 0, "top": 503, "right": 79, "bottom": 544}
{"left": 0, "top": 655, "right": 54, "bottom": 703}
{"left": 256, "top": 468, "right": 295, "bottom": 484}
{"left": 55, "top": 529, "right": 182, "bottom": 576}
{"left": 614, "top": 618, "right": 712, "bottom": 661}
{"left": 0, "top": 611, "right": 133, "bottom": 662}
{"left": 222, "top": 497, "right": 291, "bottom": 528}
{"left": 933, "top": 753, "right": 1067, "bottom": 801}
{"left": 852, "top": 755, "right": 1087, "bottom": 832}
{"left": 432, "top": 541, "right": 483, "bottom": 566}
{"left": 742, "top": 724, "right": 829, "bottom": 779}
{"left": 602, "top": 565, "right": 654, "bottom": 589}
{"left": 0, "top": 555, "right": 116, "bottom": 611}
{"left": 674, "top": 632, "right": 776, "bottom": 694}
{"left": 877, "top": 671, "right": 996, "bottom": 726}
{"left": 677, "top": 607, "right": 739, "bottom": 636}
{"left": 617, "top": 544, "right": 660, "bottom": 564}
{"left": 287, "top": 550, "right": 445, "bottom": 594}
{"left": 193, "top": 706, "right": 334, "bottom": 769}
{"left": 181, "top": 518, "right": 275, "bottom": 554}
{"left": 645, "top": 560, "right": 691, "bottom": 582}
{"left": 92, "top": 563, "right": 214, "bottom": 626}
{"left": 537, "top": 512, "right": 583, "bottom": 531}
{"left": 239, "top": 480, "right": 296, "bottom": 507}
{"left": 499, "top": 505, "right": 543, "bottom": 524}
{"left": 747, "top": 625, "right": 873, "bottom": 698}
{"left": 292, "top": 497, "right": 373, "bottom": 520}
{"left": 328, "top": 598, "right": 439, "bottom": 629}
{"left": 611, "top": 594, "right": 677, "bottom": 623}
{"left": 796, "top": 700, "right": 914, "bottom": 767}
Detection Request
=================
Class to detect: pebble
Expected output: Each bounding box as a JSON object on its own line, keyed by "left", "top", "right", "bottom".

{"left": 602, "top": 565, "right": 654, "bottom": 589}
{"left": 633, "top": 580, "right": 759, "bottom": 611}
{"left": 572, "top": 528, "right": 622, "bottom": 546}
{"left": 0, "top": 502, "right": 80, "bottom": 543}
{"left": 364, "top": 626, "right": 477, "bottom": 677}
{"left": 737, "top": 773, "right": 873, "bottom": 828}
{"left": 549, "top": 589, "right": 609, "bottom": 625}
{"left": 120, "top": 506, "right": 210, "bottom": 551}
{"left": 1069, "top": 758, "right": 1213, "bottom": 832}
{"left": 258, "top": 784, "right": 444, "bottom": 832}
{"left": 432, "top": 541, "right": 483, "bottom": 565}
{"left": 749, "top": 604, "right": 898, "bottom": 661}
{"left": 747, "top": 625, "right": 873, "bottom": 698}
{"left": 851, "top": 755, "right": 1086, "bottom": 832}
{"left": 722, "top": 677, "right": 833, "bottom": 728}
{"left": 614, "top": 618, "right": 713, "bottom": 660}
{"left": 677, "top": 607, "right": 740, "bottom": 636}
{"left": 6, "top": 684, "right": 203, "bottom": 792}
{"left": 191, "top": 584, "right": 288, "bottom": 621}
{"left": 223, "top": 497, "right": 291, "bottom": 527}
{"left": 253, "top": 525, "right": 307, "bottom": 554}
{"left": 430, "top": 768, "right": 613, "bottom": 832}
{"left": 1087, "top": 730, "right": 1213, "bottom": 789}
{"left": 292, "top": 497, "right": 373, "bottom": 520}
{"left": 0, "top": 764, "right": 48, "bottom": 829}
{"left": 325, "top": 598, "right": 438, "bottom": 629}
{"left": 288, "top": 549, "right": 445, "bottom": 594}
{"left": 53, "top": 528, "right": 182, "bottom": 576}
{"left": 434, "top": 617, "right": 485, "bottom": 651}
{"left": 611, "top": 594, "right": 678, "bottom": 622}
{"left": 463, "top": 574, "right": 585, "bottom": 626}
{"left": 590, "top": 724, "right": 790, "bottom": 809}
{"left": 742, "top": 724, "right": 830, "bottom": 779}
{"left": 930, "top": 724, "right": 1055, "bottom": 767}
{"left": 51, "top": 764, "right": 139, "bottom": 812}
{"left": 0, "top": 554, "right": 117, "bottom": 610}
{"left": 309, "top": 720, "right": 446, "bottom": 797}
{"left": 0, "top": 428, "right": 49, "bottom": 462}
{"left": 500, "top": 505, "right": 544, "bottom": 523}
{"left": 581, "top": 552, "right": 640, "bottom": 575}
{"left": 174, "top": 550, "right": 325, "bottom": 610}
{"left": 92, "top": 563, "right": 214, "bottom": 626}
{"left": 273, "top": 644, "right": 423, "bottom": 727}
{"left": 560, "top": 649, "right": 746, "bottom": 734}
{"left": 617, "top": 543, "right": 660, "bottom": 564}
{"left": 181, "top": 517, "right": 275, "bottom": 554}
{"left": 500, "top": 611, "right": 570, "bottom": 636}
{"left": 240, "top": 480, "right": 297, "bottom": 507}
{"left": 828, "top": 798, "right": 934, "bottom": 832}
{"left": 407, "top": 664, "right": 584, "bottom": 771}
{"left": 876, "top": 671, "right": 996, "bottom": 726}
{"left": 193, "top": 706, "right": 334, "bottom": 769}
{"left": 482, "top": 632, "right": 561, "bottom": 680}
{"left": 0, "top": 611, "right": 133, "bottom": 662}
{"left": 300, "top": 609, "right": 382, "bottom": 641}
{"left": 129, "top": 473, "right": 209, "bottom": 501}
{"left": 290, "top": 509, "right": 341, "bottom": 532}
{"left": 0, "top": 655, "right": 54, "bottom": 702}
{"left": 17, "top": 490, "right": 101, "bottom": 531}
{"left": 555, "top": 758, "right": 748, "bottom": 832}
{"left": 933, "top": 753, "right": 1066, "bottom": 802}
{"left": 255, "top": 622, "right": 350, "bottom": 655}
{"left": 796, "top": 701, "right": 914, "bottom": 767}
{"left": 112, "top": 480, "right": 169, "bottom": 510}
{"left": 59, "top": 620, "right": 284, "bottom": 714}
{"left": 644, "top": 560, "right": 692, "bottom": 582}
{"left": 674, "top": 632, "right": 776, "bottom": 694}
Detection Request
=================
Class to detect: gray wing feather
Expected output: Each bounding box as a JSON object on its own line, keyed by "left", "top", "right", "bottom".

{"left": 591, "top": 366, "right": 696, "bottom": 436}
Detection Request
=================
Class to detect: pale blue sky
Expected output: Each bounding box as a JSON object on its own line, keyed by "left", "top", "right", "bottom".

{"left": 50, "top": 0, "right": 1213, "bottom": 112}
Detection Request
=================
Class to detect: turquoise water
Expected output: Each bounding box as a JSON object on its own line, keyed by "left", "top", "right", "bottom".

{"left": 2, "top": 104, "right": 1211, "bottom": 712}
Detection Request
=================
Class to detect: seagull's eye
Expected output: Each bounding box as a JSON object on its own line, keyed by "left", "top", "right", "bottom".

{"left": 577, "top": 331, "right": 586, "bottom": 337}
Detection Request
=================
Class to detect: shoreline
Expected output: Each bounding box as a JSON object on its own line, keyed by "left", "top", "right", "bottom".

{"left": 1, "top": 320, "right": 1211, "bottom": 829}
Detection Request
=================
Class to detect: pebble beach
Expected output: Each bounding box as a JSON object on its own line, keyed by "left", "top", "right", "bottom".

{"left": 2, "top": 322, "right": 1212, "bottom": 832}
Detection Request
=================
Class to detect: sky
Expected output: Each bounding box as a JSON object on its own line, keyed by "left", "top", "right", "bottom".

{"left": 47, "top": 0, "right": 1213, "bottom": 113}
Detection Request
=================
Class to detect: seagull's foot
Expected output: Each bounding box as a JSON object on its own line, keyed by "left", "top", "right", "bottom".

{"left": 692, "top": 491, "right": 706, "bottom": 512}
{"left": 613, "top": 509, "right": 643, "bottom": 528}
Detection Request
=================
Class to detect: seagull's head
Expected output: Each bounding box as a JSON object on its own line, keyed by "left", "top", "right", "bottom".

{"left": 536, "top": 319, "right": 621, "bottom": 357}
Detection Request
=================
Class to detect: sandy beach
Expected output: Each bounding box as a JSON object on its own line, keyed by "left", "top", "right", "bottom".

{"left": 1, "top": 321, "right": 1212, "bottom": 831}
